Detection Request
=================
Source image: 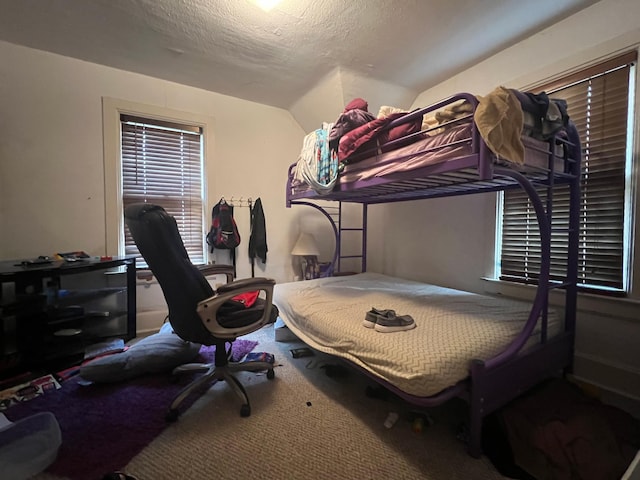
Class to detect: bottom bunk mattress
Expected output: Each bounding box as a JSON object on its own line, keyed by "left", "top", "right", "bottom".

{"left": 273, "top": 272, "right": 561, "bottom": 397}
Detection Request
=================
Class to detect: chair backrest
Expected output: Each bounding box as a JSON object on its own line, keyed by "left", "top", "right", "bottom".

{"left": 124, "top": 203, "right": 215, "bottom": 343}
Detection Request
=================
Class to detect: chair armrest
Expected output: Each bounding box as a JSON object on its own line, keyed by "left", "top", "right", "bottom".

{"left": 198, "top": 264, "right": 234, "bottom": 283}
{"left": 196, "top": 278, "right": 276, "bottom": 340}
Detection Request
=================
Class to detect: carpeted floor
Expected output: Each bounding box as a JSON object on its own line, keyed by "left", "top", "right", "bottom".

{"left": 7, "top": 340, "right": 258, "bottom": 480}
{"left": 116, "top": 325, "right": 506, "bottom": 480}
{"left": 25, "top": 324, "right": 640, "bottom": 480}
{"left": 26, "top": 325, "right": 508, "bottom": 479}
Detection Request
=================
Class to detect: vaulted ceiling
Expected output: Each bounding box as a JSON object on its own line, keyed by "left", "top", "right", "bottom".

{"left": 0, "top": 0, "right": 599, "bottom": 109}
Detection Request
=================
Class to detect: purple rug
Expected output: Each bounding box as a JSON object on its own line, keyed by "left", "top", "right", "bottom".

{"left": 4, "top": 339, "right": 258, "bottom": 480}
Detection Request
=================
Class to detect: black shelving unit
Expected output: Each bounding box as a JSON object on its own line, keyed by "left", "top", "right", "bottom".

{"left": 0, "top": 256, "right": 136, "bottom": 379}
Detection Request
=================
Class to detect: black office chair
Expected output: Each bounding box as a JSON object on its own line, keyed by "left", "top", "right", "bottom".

{"left": 124, "top": 203, "right": 277, "bottom": 421}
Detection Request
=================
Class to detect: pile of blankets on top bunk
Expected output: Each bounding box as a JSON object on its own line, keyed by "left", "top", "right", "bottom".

{"left": 294, "top": 87, "right": 576, "bottom": 194}
{"left": 293, "top": 98, "right": 427, "bottom": 194}
{"left": 329, "top": 98, "right": 424, "bottom": 162}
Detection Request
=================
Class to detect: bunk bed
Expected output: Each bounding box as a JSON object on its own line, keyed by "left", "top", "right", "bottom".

{"left": 275, "top": 89, "right": 581, "bottom": 457}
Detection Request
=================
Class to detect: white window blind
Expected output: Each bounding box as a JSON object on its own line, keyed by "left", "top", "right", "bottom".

{"left": 121, "top": 115, "right": 205, "bottom": 266}
{"left": 500, "top": 52, "right": 636, "bottom": 295}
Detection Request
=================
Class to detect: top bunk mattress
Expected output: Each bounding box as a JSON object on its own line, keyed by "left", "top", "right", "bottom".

{"left": 273, "top": 272, "right": 562, "bottom": 398}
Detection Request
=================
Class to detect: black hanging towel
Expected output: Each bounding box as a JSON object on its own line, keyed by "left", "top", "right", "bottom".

{"left": 248, "top": 197, "right": 267, "bottom": 277}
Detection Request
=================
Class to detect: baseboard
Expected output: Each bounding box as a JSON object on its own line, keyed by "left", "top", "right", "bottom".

{"left": 573, "top": 353, "right": 640, "bottom": 400}
{"left": 571, "top": 353, "right": 640, "bottom": 420}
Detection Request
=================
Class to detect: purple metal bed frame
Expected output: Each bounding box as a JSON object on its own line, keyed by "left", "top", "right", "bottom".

{"left": 285, "top": 93, "right": 581, "bottom": 457}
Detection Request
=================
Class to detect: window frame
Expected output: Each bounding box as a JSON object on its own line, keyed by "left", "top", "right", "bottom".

{"left": 102, "top": 97, "right": 212, "bottom": 264}
{"left": 495, "top": 51, "right": 638, "bottom": 296}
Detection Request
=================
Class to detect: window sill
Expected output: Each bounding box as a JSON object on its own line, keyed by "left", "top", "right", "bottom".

{"left": 481, "top": 277, "right": 640, "bottom": 321}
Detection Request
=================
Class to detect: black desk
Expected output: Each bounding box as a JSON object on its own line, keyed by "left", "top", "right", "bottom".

{"left": 0, "top": 256, "right": 137, "bottom": 378}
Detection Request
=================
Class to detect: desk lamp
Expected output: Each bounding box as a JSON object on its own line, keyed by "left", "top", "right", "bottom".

{"left": 291, "top": 232, "right": 320, "bottom": 280}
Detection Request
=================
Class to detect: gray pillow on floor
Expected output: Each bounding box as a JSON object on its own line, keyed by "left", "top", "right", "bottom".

{"left": 80, "top": 323, "right": 201, "bottom": 383}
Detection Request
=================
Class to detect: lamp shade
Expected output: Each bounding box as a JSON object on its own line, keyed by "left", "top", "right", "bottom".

{"left": 291, "top": 232, "right": 320, "bottom": 256}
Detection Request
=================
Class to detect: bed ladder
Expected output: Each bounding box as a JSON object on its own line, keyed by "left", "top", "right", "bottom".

{"left": 335, "top": 202, "right": 367, "bottom": 273}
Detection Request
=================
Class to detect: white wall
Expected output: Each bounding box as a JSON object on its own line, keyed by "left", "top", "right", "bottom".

{"left": 368, "top": 0, "right": 640, "bottom": 399}
{"left": 290, "top": 68, "right": 345, "bottom": 134}
{"left": 0, "top": 40, "right": 304, "bottom": 332}
{"left": 290, "top": 66, "right": 417, "bottom": 134}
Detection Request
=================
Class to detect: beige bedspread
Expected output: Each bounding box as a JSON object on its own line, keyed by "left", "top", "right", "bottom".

{"left": 273, "top": 273, "right": 560, "bottom": 397}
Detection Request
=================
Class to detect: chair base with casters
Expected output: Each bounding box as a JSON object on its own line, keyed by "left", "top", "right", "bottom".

{"left": 166, "top": 338, "right": 275, "bottom": 421}
{"left": 124, "top": 203, "right": 278, "bottom": 422}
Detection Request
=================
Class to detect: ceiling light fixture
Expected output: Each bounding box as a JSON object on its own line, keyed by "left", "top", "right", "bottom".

{"left": 253, "top": 0, "right": 282, "bottom": 12}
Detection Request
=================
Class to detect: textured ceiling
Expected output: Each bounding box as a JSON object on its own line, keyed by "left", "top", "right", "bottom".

{"left": 0, "top": 0, "right": 599, "bottom": 109}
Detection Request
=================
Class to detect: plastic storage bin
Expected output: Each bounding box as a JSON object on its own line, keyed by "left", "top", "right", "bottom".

{"left": 0, "top": 411, "right": 61, "bottom": 480}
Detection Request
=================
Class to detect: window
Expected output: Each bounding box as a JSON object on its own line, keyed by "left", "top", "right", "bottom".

{"left": 121, "top": 115, "right": 205, "bottom": 265}
{"left": 498, "top": 51, "right": 637, "bottom": 295}
{"left": 102, "top": 98, "right": 211, "bottom": 268}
